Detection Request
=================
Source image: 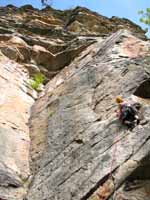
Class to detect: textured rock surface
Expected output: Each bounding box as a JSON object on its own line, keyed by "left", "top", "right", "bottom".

{"left": 0, "top": 52, "right": 34, "bottom": 199}
{"left": 0, "top": 4, "right": 150, "bottom": 200}
{"left": 0, "top": 4, "right": 146, "bottom": 83}
{"left": 27, "top": 30, "right": 150, "bottom": 200}
{"left": 0, "top": 5, "right": 145, "bottom": 38}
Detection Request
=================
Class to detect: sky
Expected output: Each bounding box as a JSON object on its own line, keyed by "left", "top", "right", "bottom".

{"left": 0, "top": 0, "right": 149, "bottom": 32}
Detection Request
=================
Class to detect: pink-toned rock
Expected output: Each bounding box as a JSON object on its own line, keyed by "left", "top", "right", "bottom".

{"left": 8, "top": 36, "right": 28, "bottom": 47}
{"left": 0, "top": 53, "right": 34, "bottom": 199}
{"left": 0, "top": 36, "right": 31, "bottom": 63}
{"left": 32, "top": 45, "right": 50, "bottom": 53}
{"left": 121, "top": 36, "right": 148, "bottom": 58}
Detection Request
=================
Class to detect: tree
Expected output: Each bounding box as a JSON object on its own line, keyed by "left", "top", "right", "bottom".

{"left": 138, "top": 8, "right": 150, "bottom": 33}
{"left": 41, "top": 0, "right": 52, "bottom": 6}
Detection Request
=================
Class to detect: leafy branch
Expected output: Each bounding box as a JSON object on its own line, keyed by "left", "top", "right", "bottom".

{"left": 138, "top": 8, "right": 150, "bottom": 32}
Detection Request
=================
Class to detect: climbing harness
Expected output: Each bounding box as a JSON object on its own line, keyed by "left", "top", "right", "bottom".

{"left": 95, "top": 100, "right": 141, "bottom": 199}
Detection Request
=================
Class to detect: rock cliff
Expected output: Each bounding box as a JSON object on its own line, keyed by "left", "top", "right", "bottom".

{"left": 0, "top": 4, "right": 150, "bottom": 200}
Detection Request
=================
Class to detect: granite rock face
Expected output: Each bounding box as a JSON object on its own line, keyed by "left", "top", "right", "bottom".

{"left": 27, "top": 30, "right": 150, "bottom": 200}
{"left": 0, "top": 4, "right": 150, "bottom": 200}
{"left": 0, "top": 51, "right": 34, "bottom": 199}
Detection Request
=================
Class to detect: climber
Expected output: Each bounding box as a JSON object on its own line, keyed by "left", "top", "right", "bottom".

{"left": 116, "top": 96, "right": 140, "bottom": 128}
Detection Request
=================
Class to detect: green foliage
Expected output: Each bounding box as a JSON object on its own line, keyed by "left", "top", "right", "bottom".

{"left": 138, "top": 8, "right": 150, "bottom": 33}
{"left": 41, "top": 0, "right": 52, "bottom": 6}
{"left": 138, "top": 10, "right": 144, "bottom": 15}
{"left": 29, "top": 73, "right": 45, "bottom": 91}
{"left": 146, "top": 8, "right": 150, "bottom": 13}
{"left": 48, "top": 110, "right": 54, "bottom": 117}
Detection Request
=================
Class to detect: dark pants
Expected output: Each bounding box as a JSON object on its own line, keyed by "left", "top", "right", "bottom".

{"left": 121, "top": 112, "right": 139, "bottom": 128}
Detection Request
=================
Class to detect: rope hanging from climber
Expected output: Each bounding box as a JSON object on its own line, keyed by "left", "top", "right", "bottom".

{"left": 94, "top": 96, "right": 142, "bottom": 200}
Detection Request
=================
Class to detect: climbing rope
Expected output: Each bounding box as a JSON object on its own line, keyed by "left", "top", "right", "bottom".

{"left": 109, "top": 126, "right": 120, "bottom": 179}
{"left": 95, "top": 100, "right": 141, "bottom": 199}
{"left": 95, "top": 126, "right": 121, "bottom": 200}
